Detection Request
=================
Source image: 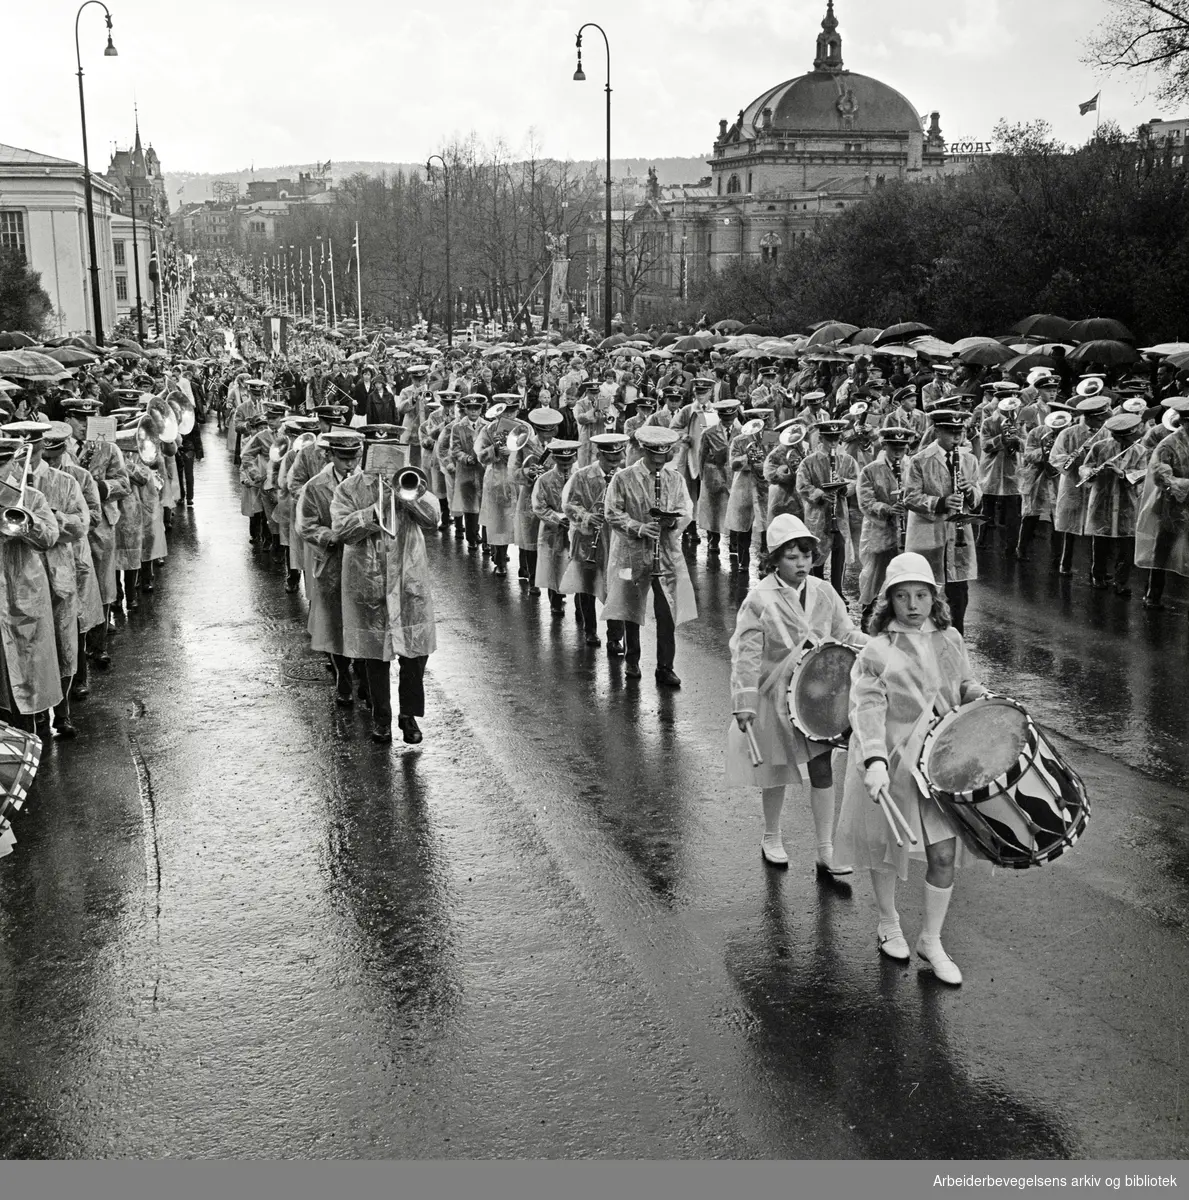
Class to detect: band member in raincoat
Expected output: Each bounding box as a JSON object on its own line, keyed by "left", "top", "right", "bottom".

{"left": 531, "top": 438, "right": 579, "bottom": 614}
{"left": 696, "top": 399, "right": 740, "bottom": 556}
{"left": 1081, "top": 411, "right": 1149, "bottom": 596}
{"left": 515, "top": 409, "right": 562, "bottom": 594}
{"left": 727, "top": 513, "right": 866, "bottom": 873}
{"left": 449, "top": 395, "right": 486, "bottom": 548}
{"left": 0, "top": 435, "right": 63, "bottom": 727}
{"left": 795, "top": 417, "right": 860, "bottom": 599}
{"left": 1015, "top": 407, "right": 1068, "bottom": 563}
{"left": 835, "top": 552, "right": 989, "bottom": 987}
{"left": 62, "top": 398, "right": 129, "bottom": 670}
{"left": 1049, "top": 394, "right": 1110, "bottom": 578}
{"left": 296, "top": 431, "right": 364, "bottom": 706}
{"left": 903, "top": 410, "right": 982, "bottom": 634}
{"left": 726, "top": 407, "right": 775, "bottom": 578}
{"left": 475, "top": 400, "right": 524, "bottom": 578}
{"left": 763, "top": 419, "right": 806, "bottom": 525}
{"left": 857, "top": 426, "right": 912, "bottom": 627}
{"left": 420, "top": 392, "right": 456, "bottom": 531}
{"left": 603, "top": 425, "right": 695, "bottom": 688}
{"left": 1136, "top": 398, "right": 1189, "bottom": 609}
{"left": 331, "top": 430, "right": 439, "bottom": 746}
{"left": 560, "top": 432, "right": 627, "bottom": 651}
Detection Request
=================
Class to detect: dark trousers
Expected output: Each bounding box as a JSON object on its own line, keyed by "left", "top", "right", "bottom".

{"left": 177, "top": 451, "right": 195, "bottom": 502}
{"left": 463, "top": 513, "right": 480, "bottom": 545}
{"left": 979, "top": 493, "right": 1021, "bottom": 547}
{"left": 1145, "top": 530, "right": 1178, "bottom": 601}
{"left": 811, "top": 530, "right": 846, "bottom": 598}
{"left": 362, "top": 656, "right": 429, "bottom": 723}
{"left": 1091, "top": 535, "right": 1135, "bottom": 587}
{"left": 576, "top": 592, "right": 624, "bottom": 641}
{"left": 730, "top": 529, "right": 753, "bottom": 568}
{"left": 1059, "top": 531, "right": 1079, "bottom": 574}
{"left": 624, "top": 579, "right": 676, "bottom": 669}
{"left": 438, "top": 498, "right": 451, "bottom": 527}
{"left": 945, "top": 581, "right": 969, "bottom": 634}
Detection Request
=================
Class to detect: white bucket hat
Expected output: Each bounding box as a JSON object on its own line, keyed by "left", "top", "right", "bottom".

{"left": 766, "top": 513, "right": 818, "bottom": 549}
{"left": 883, "top": 551, "right": 938, "bottom": 595}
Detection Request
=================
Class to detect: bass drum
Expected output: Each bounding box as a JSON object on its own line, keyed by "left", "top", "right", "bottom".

{"left": 786, "top": 639, "right": 858, "bottom": 747}
{"left": 914, "top": 695, "right": 1090, "bottom": 869}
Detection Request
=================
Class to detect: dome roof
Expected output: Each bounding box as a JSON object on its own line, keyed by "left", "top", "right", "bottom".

{"left": 742, "top": 70, "right": 921, "bottom": 137}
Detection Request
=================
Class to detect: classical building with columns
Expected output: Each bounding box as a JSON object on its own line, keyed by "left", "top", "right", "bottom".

{"left": 602, "top": 1, "right": 957, "bottom": 323}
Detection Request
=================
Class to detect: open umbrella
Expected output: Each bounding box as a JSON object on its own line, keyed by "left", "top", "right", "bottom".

{"left": 757, "top": 343, "right": 800, "bottom": 359}
{"left": 1139, "top": 343, "right": 1189, "bottom": 357}
{"left": 599, "top": 333, "right": 627, "bottom": 349}
{"left": 1003, "top": 352, "right": 1057, "bottom": 375}
{"left": 1068, "top": 317, "right": 1134, "bottom": 344}
{"left": 951, "top": 336, "right": 1004, "bottom": 353}
{"left": 957, "top": 342, "right": 1016, "bottom": 367}
{"left": 43, "top": 346, "right": 99, "bottom": 367}
{"left": 1068, "top": 339, "right": 1139, "bottom": 366}
{"left": 806, "top": 319, "right": 846, "bottom": 332}
{"left": 847, "top": 327, "right": 882, "bottom": 346}
{"left": 0, "top": 350, "right": 74, "bottom": 382}
{"left": 868, "top": 344, "right": 920, "bottom": 360}
{"left": 908, "top": 335, "right": 955, "bottom": 358}
{"left": 1163, "top": 351, "right": 1189, "bottom": 370}
{"left": 875, "top": 321, "right": 933, "bottom": 347}
{"left": 719, "top": 335, "right": 763, "bottom": 351}
{"left": 0, "top": 332, "right": 37, "bottom": 350}
{"left": 555, "top": 340, "right": 586, "bottom": 353}
{"left": 738, "top": 323, "right": 775, "bottom": 336}
{"left": 656, "top": 333, "right": 679, "bottom": 348}
{"left": 711, "top": 319, "right": 744, "bottom": 333}
{"left": 806, "top": 322, "right": 858, "bottom": 347}
{"left": 1010, "top": 314, "right": 1073, "bottom": 341}
{"left": 672, "top": 335, "right": 711, "bottom": 352}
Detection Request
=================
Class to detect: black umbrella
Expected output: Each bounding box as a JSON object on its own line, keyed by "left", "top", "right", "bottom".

{"left": 874, "top": 321, "right": 933, "bottom": 347}
{"left": 738, "top": 323, "right": 775, "bottom": 335}
{"left": 958, "top": 342, "right": 1017, "bottom": 367}
{"left": 807, "top": 322, "right": 859, "bottom": 347}
{"left": 847, "top": 327, "right": 882, "bottom": 346}
{"left": 1003, "top": 352, "right": 1058, "bottom": 375}
{"left": 1067, "top": 317, "right": 1135, "bottom": 344}
{"left": 1010, "top": 314, "right": 1073, "bottom": 340}
{"left": 1067, "top": 339, "right": 1139, "bottom": 366}
{"left": 806, "top": 318, "right": 846, "bottom": 332}
{"left": 0, "top": 332, "right": 37, "bottom": 349}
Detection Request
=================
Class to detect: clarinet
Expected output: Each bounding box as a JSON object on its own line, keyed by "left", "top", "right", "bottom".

{"left": 651, "top": 469, "right": 664, "bottom": 579}
{"left": 948, "top": 445, "right": 969, "bottom": 546}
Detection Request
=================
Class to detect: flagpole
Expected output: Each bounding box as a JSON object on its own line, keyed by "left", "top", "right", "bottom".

{"left": 328, "top": 238, "right": 338, "bottom": 330}
{"left": 1096, "top": 89, "right": 1102, "bottom": 137}
{"left": 309, "top": 247, "right": 315, "bottom": 325}
{"left": 355, "top": 221, "right": 363, "bottom": 338}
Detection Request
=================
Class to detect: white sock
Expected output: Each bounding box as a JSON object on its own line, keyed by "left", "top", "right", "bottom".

{"left": 920, "top": 882, "right": 954, "bottom": 944}
{"left": 871, "top": 869, "right": 900, "bottom": 935}
{"left": 761, "top": 786, "right": 785, "bottom": 838}
{"left": 810, "top": 786, "right": 835, "bottom": 861}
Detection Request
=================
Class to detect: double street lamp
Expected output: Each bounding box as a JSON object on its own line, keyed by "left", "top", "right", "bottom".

{"left": 75, "top": 1, "right": 118, "bottom": 346}
{"left": 426, "top": 155, "right": 451, "bottom": 349}
{"left": 573, "top": 23, "right": 612, "bottom": 338}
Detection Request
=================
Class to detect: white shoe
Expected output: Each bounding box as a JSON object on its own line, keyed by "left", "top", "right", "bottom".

{"left": 877, "top": 928, "right": 910, "bottom": 961}
{"left": 916, "top": 936, "right": 963, "bottom": 985}
{"left": 760, "top": 834, "right": 788, "bottom": 867}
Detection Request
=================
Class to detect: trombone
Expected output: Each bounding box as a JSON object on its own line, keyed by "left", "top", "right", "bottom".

{"left": 0, "top": 443, "right": 35, "bottom": 538}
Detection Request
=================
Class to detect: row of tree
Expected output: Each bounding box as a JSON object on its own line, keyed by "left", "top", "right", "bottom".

{"left": 682, "top": 120, "right": 1189, "bottom": 342}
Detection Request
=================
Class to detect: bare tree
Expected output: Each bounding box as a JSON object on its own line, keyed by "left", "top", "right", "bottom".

{"left": 1086, "top": 0, "right": 1189, "bottom": 105}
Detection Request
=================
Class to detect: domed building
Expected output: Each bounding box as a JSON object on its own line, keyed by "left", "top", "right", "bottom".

{"left": 604, "top": 2, "right": 956, "bottom": 324}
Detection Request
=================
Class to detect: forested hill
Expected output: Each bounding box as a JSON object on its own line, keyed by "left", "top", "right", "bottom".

{"left": 165, "top": 156, "right": 711, "bottom": 206}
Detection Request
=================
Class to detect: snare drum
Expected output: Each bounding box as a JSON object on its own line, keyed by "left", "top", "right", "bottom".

{"left": 786, "top": 640, "right": 858, "bottom": 746}
{"left": 914, "top": 695, "right": 1090, "bottom": 869}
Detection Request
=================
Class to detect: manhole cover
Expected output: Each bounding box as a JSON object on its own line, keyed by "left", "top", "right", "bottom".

{"left": 281, "top": 659, "right": 334, "bottom": 685}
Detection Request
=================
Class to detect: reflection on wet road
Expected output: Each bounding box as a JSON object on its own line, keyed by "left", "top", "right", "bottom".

{"left": 0, "top": 435, "right": 1185, "bottom": 1159}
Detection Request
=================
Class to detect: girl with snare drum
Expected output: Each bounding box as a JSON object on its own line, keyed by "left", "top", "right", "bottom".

{"left": 726, "top": 514, "right": 867, "bottom": 875}
{"left": 835, "top": 552, "right": 988, "bottom": 985}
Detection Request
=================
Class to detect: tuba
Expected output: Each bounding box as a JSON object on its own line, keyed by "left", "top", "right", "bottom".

{"left": 0, "top": 444, "right": 35, "bottom": 538}
{"left": 136, "top": 415, "right": 161, "bottom": 467}
{"left": 147, "top": 394, "right": 180, "bottom": 444}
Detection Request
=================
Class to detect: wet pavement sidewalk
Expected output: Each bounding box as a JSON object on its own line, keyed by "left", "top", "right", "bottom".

{"left": 0, "top": 431, "right": 1185, "bottom": 1159}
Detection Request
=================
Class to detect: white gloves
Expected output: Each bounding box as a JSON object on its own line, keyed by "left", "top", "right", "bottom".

{"left": 864, "top": 760, "right": 890, "bottom": 802}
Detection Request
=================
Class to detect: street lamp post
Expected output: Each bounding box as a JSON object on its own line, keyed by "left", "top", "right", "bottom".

{"left": 573, "top": 23, "right": 612, "bottom": 338}
{"left": 75, "top": 1, "right": 118, "bottom": 346}
{"left": 426, "top": 155, "right": 451, "bottom": 349}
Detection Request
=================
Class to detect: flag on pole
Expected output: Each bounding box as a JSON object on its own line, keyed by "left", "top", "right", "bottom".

{"left": 1079, "top": 92, "right": 1100, "bottom": 116}
{"left": 347, "top": 228, "right": 357, "bottom": 275}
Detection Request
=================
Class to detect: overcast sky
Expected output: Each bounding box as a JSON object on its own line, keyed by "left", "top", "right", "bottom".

{"left": 6, "top": 0, "right": 1172, "bottom": 177}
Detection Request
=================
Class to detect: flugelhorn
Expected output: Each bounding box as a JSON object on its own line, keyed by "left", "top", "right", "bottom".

{"left": 0, "top": 444, "right": 35, "bottom": 537}
{"left": 396, "top": 466, "right": 428, "bottom": 502}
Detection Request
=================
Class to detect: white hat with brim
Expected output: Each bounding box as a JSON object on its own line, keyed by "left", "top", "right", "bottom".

{"left": 635, "top": 425, "right": 680, "bottom": 450}
{"left": 766, "top": 513, "right": 817, "bottom": 549}
{"left": 883, "top": 551, "right": 937, "bottom": 595}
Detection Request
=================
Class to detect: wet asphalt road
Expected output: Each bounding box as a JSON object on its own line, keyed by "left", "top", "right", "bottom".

{"left": 0, "top": 430, "right": 1186, "bottom": 1160}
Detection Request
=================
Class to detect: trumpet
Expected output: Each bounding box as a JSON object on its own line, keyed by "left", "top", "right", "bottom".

{"left": 0, "top": 444, "right": 35, "bottom": 538}
{"left": 396, "top": 465, "right": 429, "bottom": 501}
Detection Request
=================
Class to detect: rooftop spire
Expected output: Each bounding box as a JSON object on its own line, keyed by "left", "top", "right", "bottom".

{"left": 813, "top": 0, "right": 844, "bottom": 72}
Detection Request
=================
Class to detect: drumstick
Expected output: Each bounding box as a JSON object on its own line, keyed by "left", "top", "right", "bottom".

{"left": 878, "top": 787, "right": 919, "bottom": 846}
{"left": 875, "top": 791, "right": 904, "bottom": 847}
{"left": 744, "top": 726, "right": 764, "bottom": 768}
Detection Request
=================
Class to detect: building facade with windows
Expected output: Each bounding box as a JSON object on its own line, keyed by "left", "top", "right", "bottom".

{"left": 622, "top": 1, "right": 954, "bottom": 321}
{"left": 0, "top": 142, "right": 121, "bottom": 337}
{"left": 104, "top": 125, "right": 169, "bottom": 329}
